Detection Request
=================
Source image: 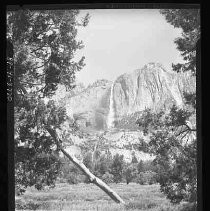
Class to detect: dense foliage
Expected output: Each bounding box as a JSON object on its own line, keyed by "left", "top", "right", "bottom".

{"left": 15, "top": 98, "right": 67, "bottom": 194}
{"left": 7, "top": 10, "right": 89, "bottom": 99}
{"left": 110, "top": 154, "right": 125, "bottom": 183}
{"left": 59, "top": 150, "right": 157, "bottom": 185}
{"left": 115, "top": 112, "right": 143, "bottom": 131}
{"left": 134, "top": 9, "right": 199, "bottom": 204}
{"left": 136, "top": 105, "right": 196, "bottom": 203}
{"left": 7, "top": 9, "right": 89, "bottom": 194}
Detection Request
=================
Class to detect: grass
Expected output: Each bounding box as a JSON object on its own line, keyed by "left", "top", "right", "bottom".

{"left": 15, "top": 183, "right": 194, "bottom": 211}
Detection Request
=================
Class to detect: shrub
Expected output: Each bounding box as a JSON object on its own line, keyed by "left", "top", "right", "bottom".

{"left": 66, "top": 173, "right": 79, "bottom": 184}
{"left": 66, "top": 173, "right": 87, "bottom": 184}
{"left": 15, "top": 199, "right": 26, "bottom": 210}
{"left": 15, "top": 199, "right": 41, "bottom": 210}
{"left": 136, "top": 171, "right": 157, "bottom": 185}
{"left": 125, "top": 201, "right": 157, "bottom": 210}
{"left": 123, "top": 164, "right": 138, "bottom": 184}
{"left": 57, "top": 177, "right": 66, "bottom": 183}
{"left": 179, "top": 202, "right": 197, "bottom": 211}
{"left": 101, "top": 172, "right": 114, "bottom": 183}
{"left": 15, "top": 184, "right": 26, "bottom": 196}
{"left": 83, "top": 175, "right": 92, "bottom": 184}
{"left": 145, "top": 171, "right": 157, "bottom": 185}
{"left": 136, "top": 172, "right": 147, "bottom": 185}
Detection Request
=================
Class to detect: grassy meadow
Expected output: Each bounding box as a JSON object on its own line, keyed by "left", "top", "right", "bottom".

{"left": 15, "top": 183, "right": 194, "bottom": 211}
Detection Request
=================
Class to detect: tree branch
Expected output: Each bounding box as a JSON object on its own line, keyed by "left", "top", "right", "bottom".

{"left": 20, "top": 81, "right": 43, "bottom": 86}
{"left": 184, "top": 123, "right": 196, "bottom": 132}
{"left": 36, "top": 85, "right": 46, "bottom": 94}
{"left": 180, "top": 130, "right": 190, "bottom": 141}
{"left": 175, "top": 128, "right": 189, "bottom": 137}
{"left": 30, "top": 45, "right": 49, "bottom": 54}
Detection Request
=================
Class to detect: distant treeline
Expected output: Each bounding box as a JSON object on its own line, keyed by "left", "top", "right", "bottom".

{"left": 58, "top": 152, "right": 158, "bottom": 185}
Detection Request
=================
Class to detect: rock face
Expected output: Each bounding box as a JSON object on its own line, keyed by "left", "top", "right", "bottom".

{"left": 102, "top": 129, "right": 153, "bottom": 162}
{"left": 61, "top": 63, "right": 195, "bottom": 131}
{"left": 112, "top": 63, "right": 195, "bottom": 121}
{"left": 58, "top": 62, "right": 195, "bottom": 161}
{"left": 64, "top": 79, "right": 112, "bottom": 130}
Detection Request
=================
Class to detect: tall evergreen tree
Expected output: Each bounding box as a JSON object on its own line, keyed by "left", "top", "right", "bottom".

{"left": 136, "top": 9, "right": 200, "bottom": 204}
{"left": 137, "top": 160, "right": 144, "bottom": 173}
{"left": 111, "top": 154, "right": 124, "bottom": 183}
{"left": 9, "top": 9, "right": 125, "bottom": 204}
{"left": 131, "top": 152, "right": 138, "bottom": 164}
{"left": 7, "top": 9, "right": 89, "bottom": 194}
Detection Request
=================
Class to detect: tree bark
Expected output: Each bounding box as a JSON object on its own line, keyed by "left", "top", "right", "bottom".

{"left": 45, "top": 126, "right": 125, "bottom": 204}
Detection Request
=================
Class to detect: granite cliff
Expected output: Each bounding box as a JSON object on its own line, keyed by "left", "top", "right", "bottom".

{"left": 55, "top": 62, "right": 195, "bottom": 161}
{"left": 59, "top": 62, "right": 195, "bottom": 131}
{"left": 64, "top": 79, "right": 112, "bottom": 130}
{"left": 112, "top": 62, "right": 195, "bottom": 123}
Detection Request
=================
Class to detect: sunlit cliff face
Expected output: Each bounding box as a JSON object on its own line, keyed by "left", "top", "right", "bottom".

{"left": 60, "top": 63, "right": 195, "bottom": 131}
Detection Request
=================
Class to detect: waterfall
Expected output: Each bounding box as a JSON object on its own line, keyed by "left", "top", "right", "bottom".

{"left": 107, "top": 83, "right": 115, "bottom": 128}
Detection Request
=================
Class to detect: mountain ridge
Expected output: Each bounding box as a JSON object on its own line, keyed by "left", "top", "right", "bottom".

{"left": 56, "top": 62, "right": 195, "bottom": 131}
{"left": 56, "top": 62, "right": 195, "bottom": 161}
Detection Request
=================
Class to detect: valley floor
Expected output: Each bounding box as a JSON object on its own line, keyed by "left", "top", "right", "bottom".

{"left": 15, "top": 183, "right": 192, "bottom": 211}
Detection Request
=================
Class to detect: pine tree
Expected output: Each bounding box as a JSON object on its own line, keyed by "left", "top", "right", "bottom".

{"left": 110, "top": 154, "right": 124, "bottom": 183}
{"left": 8, "top": 9, "right": 89, "bottom": 194}
{"left": 131, "top": 152, "right": 138, "bottom": 164}
{"left": 137, "top": 160, "right": 144, "bottom": 173}
{"left": 9, "top": 10, "right": 125, "bottom": 204}
{"left": 135, "top": 9, "right": 199, "bottom": 204}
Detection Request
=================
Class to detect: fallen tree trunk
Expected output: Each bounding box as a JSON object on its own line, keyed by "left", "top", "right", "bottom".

{"left": 45, "top": 126, "right": 125, "bottom": 204}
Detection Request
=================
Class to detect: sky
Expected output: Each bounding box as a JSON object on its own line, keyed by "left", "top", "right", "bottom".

{"left": 74, "top": 9, "right": 184, "bottom": 86}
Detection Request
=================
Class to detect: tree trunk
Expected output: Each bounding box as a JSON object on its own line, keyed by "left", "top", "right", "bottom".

{"left": 45, "top": 126, "right": 125, "bottom": 204}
